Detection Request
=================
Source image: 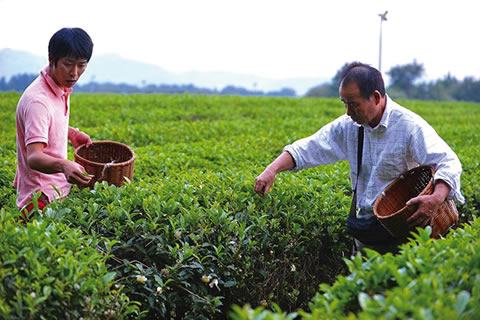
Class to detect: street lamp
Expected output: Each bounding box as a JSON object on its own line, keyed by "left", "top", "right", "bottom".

{"left": 378, "top": 10, "right": 388, "bottom": 72}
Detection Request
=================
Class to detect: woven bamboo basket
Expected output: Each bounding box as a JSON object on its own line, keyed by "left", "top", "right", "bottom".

{"left": 373, "top": 165, "right": 458, "bottom": 239}
{"left": 74, "top": 140, "right": 135, "bottom": 188}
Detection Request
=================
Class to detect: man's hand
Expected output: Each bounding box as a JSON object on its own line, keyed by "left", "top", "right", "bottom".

{"left": 406, "top": 180, "right": 451, "bottom": 229}
{"left": 405, "top": 194, "right": 441, "bottom": 228}
{"left": 61, "top": 160, "right": 92, "bottom": 186}
{"left": 69, "top": 127, "right": 92, "bottom": 149}
{"left": 254, "top": 152, "right": 296, "bottom": 197}
{"left": 254, "top": 167, "right": 276, "bottom": 197}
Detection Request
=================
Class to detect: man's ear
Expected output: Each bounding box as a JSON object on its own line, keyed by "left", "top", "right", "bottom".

{"left": 48, "top": 54, "right": 54, "bottom": 67}
{"left": 372, "top": 90, "right": 382, "bottom": 104}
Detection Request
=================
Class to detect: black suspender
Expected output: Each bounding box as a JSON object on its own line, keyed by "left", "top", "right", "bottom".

{"left": 349, "top": 126, "right": 364, "bottom": 218}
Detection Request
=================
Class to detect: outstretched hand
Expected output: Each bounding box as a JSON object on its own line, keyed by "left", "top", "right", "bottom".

{"left": 254, "top": 167, "right": 276, "bottom": 197}
{"left": 254, "top": 152, "right": 295, "bottom": 197}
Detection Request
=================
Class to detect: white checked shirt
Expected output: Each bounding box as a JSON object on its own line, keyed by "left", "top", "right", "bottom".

{"left": 284, "top": 96, "right": 464, "bottom": 218}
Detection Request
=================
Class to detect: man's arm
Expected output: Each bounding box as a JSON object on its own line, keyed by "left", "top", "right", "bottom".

{"left": 408, "top": 121, "right": 464, "bottom": 203}
{"left": 254, "top": 151, "right": 295, "bottom": 197}
{"left": 27, "top": 142, "right": 92, "bottom": 185}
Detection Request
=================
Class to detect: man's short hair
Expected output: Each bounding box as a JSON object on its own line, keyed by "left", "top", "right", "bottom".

{"left": 48, "top": 28, "right": 93, "bottom": 66}
{"left": 339, "top": 62, "right": 385, "bottom": 99}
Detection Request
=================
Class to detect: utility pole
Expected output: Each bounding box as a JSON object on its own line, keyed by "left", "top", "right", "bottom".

{"left": 378, "top": 10, "right": 388, "bottom": 72}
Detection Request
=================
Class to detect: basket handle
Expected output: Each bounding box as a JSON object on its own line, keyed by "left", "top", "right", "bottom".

{"left": 98, "top": 160, "right": 117, "bottom": 181}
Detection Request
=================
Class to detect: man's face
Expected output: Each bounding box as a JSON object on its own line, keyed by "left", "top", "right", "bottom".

{"left": 339, "top": 81, "right": 382, "bottom": 127}
{"left": 48, "top": 56, "right": 88, "bottom": 90}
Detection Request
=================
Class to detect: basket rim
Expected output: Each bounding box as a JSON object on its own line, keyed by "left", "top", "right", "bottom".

{"left": 373, "top": 165, "right": 434, "bottom": 220}
{"left": 74, "top": 140, "right": 135, "bottom": 167}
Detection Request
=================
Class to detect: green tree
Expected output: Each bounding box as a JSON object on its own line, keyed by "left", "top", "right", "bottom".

{"left": 454, "top": 76, "right": 480, "bottom": 102}
{"left": 386, "top": 60, "right": 424, "bottom": 98}
{"left": 424, "top": 73, "right": 459, "bottom": 101}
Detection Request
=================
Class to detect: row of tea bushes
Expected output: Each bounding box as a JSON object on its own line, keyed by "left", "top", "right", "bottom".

{"left": 48, "top": 167, "right": 353, "bottom": 318}
{"left": 0, "top": 176, "right": 352, "bottom": 319}
{"left": 230, "top": 219, "right": 480, "bottom": 319}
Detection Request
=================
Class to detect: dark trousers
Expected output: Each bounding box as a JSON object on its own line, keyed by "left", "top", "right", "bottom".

{"left": 352, "top": 237, "right": 407, "bottom": 256}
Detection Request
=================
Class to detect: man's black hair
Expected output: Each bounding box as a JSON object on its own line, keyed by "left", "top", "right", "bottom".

{"left": 339, "top": 62, "right": 385, "bottom": 99}
{"left": 48, "top": 28, "right": 93, "bottom": 66}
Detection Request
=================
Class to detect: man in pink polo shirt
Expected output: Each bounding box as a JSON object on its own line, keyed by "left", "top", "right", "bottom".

{"left": 15, "top": 27, "right": 94, "bottom": 221}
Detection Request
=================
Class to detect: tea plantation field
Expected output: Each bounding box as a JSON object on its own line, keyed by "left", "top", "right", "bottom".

{"left": 0, "top": 92, "right": 479, "bottom": 319}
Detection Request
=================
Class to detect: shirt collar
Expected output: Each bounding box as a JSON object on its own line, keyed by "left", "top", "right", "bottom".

{"left": 40, "top": 66, "right": 73, "bottom": 98}
{"left": 372, "top": 94, "right": 393, "bottom": 131}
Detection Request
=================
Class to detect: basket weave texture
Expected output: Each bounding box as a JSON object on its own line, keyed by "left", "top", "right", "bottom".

{"left": 373, "top": 165, "right": 458, "bottom": 238}
{"left": 74, "top": 141, "right": 135, "bottom": 188}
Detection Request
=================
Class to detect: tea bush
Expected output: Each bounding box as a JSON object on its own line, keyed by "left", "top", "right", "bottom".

{"left": 0, "top": 208, "right": 138, "bottom": 319}
{"left": 0, "top": 92, "right": 479, "bottom": 318}
{"left": 230, "top": 219, "right": 480, "bottom": 319}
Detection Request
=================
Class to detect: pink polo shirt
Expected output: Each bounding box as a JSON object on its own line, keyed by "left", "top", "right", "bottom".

{"left": 14, "top": 66, "right": 73, "bottom": 209}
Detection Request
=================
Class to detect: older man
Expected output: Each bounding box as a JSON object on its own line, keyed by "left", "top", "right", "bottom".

{"left": 254, "top": 62, "right": 463, "bottom": 254}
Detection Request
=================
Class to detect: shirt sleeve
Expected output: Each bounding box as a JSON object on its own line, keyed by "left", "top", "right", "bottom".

{"left": 409, "top": 123, "right": 464, "bottom": 203}
{"left": 283, "top": 117, "right": 349, "bottom": 172}
{"left": 23, "top": 100, "right": 51, "bottom": 146}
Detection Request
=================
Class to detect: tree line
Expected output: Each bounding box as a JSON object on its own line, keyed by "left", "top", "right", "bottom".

{"left": 0, "top": 74, "right": 296, "bottom": 97}
{"left": 306, "top": 60, "right": 480, "bottom": 103}
{"left": 2, "top": 61, "right": 479, "bottom": 101}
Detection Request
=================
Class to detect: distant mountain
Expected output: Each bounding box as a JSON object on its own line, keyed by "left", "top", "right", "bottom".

{"left": 0, "top": 49, "right": 328, "bottom": 95}
{"left": 0, "top": 49, "right": 47, "bottom": 77}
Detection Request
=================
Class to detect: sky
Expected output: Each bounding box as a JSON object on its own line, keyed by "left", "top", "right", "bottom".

{"left": 1, "top": 0, "right": 479, "bottom": 83}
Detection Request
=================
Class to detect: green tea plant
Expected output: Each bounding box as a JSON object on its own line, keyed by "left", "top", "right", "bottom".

{"left": 230, "top": 220, "right": 480, "bottom": 319}
{"left": 0, "top": 208, "right": 139, "bottom": 319}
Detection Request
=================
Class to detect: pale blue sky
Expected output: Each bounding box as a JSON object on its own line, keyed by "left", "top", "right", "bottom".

{"left": 1, "top": 0, "right": 478, "bottom": 82}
